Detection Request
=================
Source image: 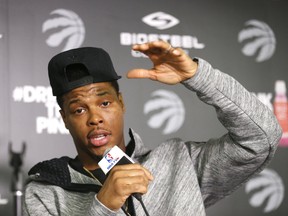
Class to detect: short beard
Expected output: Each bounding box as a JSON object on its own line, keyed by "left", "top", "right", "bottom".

{"left": 86, "top": 150, "right": 104, "bottom": 163}
{"left": 91, "top": 153, "right": 103, "bottom": 162}
{"left": 78, "top": 149, "right": 104, "bottom": 167}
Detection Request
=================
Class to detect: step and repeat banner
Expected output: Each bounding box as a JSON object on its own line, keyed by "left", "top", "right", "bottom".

{"left": 0, "top": 0, "right": 287, "bottom": 215}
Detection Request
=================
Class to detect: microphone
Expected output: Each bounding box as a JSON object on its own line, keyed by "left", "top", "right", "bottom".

{"left": 98, "top": 146, "right": 142, "bottom": 200}
{"left": 98, "top": 146, "right": 134, "bottom": 174}
{"left": 98, "top": 146, "right": 150, "bottom": 216}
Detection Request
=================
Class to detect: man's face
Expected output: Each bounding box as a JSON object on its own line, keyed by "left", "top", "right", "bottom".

{"left": 60, "top": 82, "right": 125, "bottom": 169}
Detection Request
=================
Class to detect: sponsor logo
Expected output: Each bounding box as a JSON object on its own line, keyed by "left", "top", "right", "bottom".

{"left": 42, "top": 9, "right": 85, "bottom": 51}
{"left": 12, "top": 85, "right": 68, "bottom": 135}
{"left": 245, "top": 168, "right": 284, "bottom": 213}
{"left": 238, "top": 19, "right": 276, "bottom": 62}
{"left": 105, "top": 153, "right": 115, "bottom": 163}
{"left": 105, "top": 153, "right": 120, "bottom": 170}
{"left": 120, "top": 12, "right": 205, "bottom": 57}
{"left": 144, "top": 89, "right": 185, "bottom": 134}
{"left": 142, "top": 11, "right": 179, "bottom": 30}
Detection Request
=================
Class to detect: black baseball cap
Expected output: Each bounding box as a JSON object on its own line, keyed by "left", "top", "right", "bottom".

{"left": 48, "top": 47, "right": 121, "bottom": 96}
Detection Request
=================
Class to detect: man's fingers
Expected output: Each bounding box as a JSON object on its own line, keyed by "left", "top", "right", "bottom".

{"left": 97, "top": 164, "right": 153, "bottom": 210}
{"left": 141, "top": 166, "right": 154, "bottom": 181}
{"left": 132, "top": 43, "right": 150, "bottom": 52}
{"left": 127, "top": 69, "right": 156, "bottom": 80}
{"left": 112, "top": 164, "right": 154, "bottom": 181}
{"left": 132, "top": 40, "right": 174, "bottom": 55}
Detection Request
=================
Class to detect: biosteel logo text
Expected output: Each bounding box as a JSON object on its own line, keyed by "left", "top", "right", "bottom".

{"left": 120, "top": 11, "right": 205, "bottom": 57}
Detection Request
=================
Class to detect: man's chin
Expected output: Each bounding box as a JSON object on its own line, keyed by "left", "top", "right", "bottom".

{"left": 91, "top": 154, "right": 103, "bottom": 162}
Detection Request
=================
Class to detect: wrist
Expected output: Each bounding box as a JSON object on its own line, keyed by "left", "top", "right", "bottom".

{"left": 94, "top": 194, "right": 118, "bottom": 214}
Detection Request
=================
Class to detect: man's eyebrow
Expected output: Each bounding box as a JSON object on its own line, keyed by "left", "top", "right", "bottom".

{"left": 68, "top": 98, "right": 81, "bottom": 106}
{"left": 96, "top": 91, "right": 110, "bottom": 96}
{"left": 67, "top": 90, "right": 112, "bottom": 106}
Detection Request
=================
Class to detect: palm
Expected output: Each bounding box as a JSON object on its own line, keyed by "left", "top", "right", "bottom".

{"left": 151, "top": 56, "right": 194, "bottom": 84}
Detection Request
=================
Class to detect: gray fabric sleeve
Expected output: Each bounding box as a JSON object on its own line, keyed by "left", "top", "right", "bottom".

{"left": 182, "top": 58, "right": 282, "bottom": 207}
{"left": 23, "top": 181, "right": 119, "bottom": 216}
{"left": 86, "top": 195, "right": 119, "bottom": 216}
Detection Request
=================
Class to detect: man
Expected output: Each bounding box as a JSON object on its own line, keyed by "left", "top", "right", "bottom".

{"left": 23, "top": 40, "right": 282, "bottom": 216}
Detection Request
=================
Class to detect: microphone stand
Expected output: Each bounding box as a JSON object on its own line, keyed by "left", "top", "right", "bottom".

{"left": 9, "top": 142, "right": 26, "bottom": 216}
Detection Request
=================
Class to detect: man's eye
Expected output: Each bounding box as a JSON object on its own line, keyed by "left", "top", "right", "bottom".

{"left": 75, "top": 108, "right": 85, "bottom": 114}
{"left": 102, "top": 101, "right": 110, "bottom": 107}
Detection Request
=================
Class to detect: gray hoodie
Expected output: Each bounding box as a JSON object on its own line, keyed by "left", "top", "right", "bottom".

{"left": 23, "top": 58, "right": 282, "bottom": 216}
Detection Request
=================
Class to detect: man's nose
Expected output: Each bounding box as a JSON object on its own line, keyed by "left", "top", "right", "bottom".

{"left": 88, "top": 110, "right": 104, "bottom": 126}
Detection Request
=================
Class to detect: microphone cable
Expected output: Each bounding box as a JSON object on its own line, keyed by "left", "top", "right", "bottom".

{"left": 134, "top": 194, "right": 150, "bottom": 216}
{"left": 121, "top": 194, "right": 150, "bottom": 216}
{"left": 135, "top": 195, "right": 150, "bottom": 216}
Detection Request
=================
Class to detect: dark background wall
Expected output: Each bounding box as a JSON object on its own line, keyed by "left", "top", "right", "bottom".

{"left": 0, "top": 0, "right": 287, "bottom": 215}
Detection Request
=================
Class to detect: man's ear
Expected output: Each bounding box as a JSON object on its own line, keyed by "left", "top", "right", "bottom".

{"left": 118, "top": 92, "right": 125, "bottom": 113}
{"left": 60, "top": 109, "right": 69, "bottom": 129}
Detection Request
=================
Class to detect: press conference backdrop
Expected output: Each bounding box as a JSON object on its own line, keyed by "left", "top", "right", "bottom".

{"left": 0, "top": 0, "right": 287, "bottom": 215}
